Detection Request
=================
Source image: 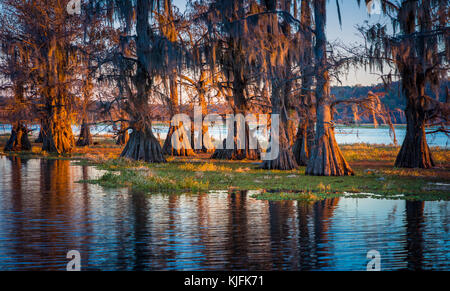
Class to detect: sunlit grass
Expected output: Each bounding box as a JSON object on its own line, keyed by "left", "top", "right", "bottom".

{"left": 179, "top": 162, "right": 233, "bottom": 172}
{"left": 1, "top": 138, "right": 448, "bottom": 201}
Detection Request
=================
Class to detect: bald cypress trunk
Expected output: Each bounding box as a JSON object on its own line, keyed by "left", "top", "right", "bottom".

{"left": 197, "top": 89, "right": 215, "bottom": 153}
{"left": 306, "top": 102, "right": 353, "bottom": 176}
{"left": 394, "top": 1, "right": 435, "bottom": 169}
{"left": 211, "top": 116, "right": 261, "bottom": 160}
{"left": 306, "top": 0, "right": 353, "bottom": 176}
{"left": 35, "top": 127, "right": 44, "bottom": 143}
{"left": 120, "top": 0, "right": 165, "bottom": 163}
{"left": 163, "top": 123, "right": 194, "bottom": 156}
{"left": 162, "top": 71, "right": 195, "bottom": 156}
{"left": 4, "top": 122, "right": 31, "bottom": 152}
{"left": 212, "top": 70, "right": 260, "bottom": 160}
{"left": 293, "top": 0, "right": 315, "bottom": 166}
{"left": 5, "top": 82, "right": 31, "bottom": 151}
{"left": 41, "top": 101, "right": 75, "bottom": 154}
{"left": 116, "top": 122, "right": 129, "bottom": 146}
{"left": 395, "top": 94, "right": 434, "bottom": 168}
{"left": 293, "top": 121, "right": 312, "bottom": 165}
{"left": 263, "top": 83, "right": 298, "bottom": 170}
{"left": 76, "top": 119, "right": 92, "bottom": 147}
{"left": 121, "top": 119, "right": 165, "bottom": 162}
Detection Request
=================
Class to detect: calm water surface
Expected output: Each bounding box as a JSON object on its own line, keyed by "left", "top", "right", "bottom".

{"left": 0, "top": 156, "right": 448, "bottom": 271}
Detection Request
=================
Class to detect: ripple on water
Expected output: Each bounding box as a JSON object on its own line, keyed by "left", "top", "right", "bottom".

{"left": 0, "top": 156, "right": 448, "bottom": 271}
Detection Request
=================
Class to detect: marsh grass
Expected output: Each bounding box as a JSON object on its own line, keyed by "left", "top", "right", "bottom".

{"left": 84, "top": 156, "right": 449, "bottom": 201}
{"left": 1, "top": 140, "right": 448, "bottom": 201}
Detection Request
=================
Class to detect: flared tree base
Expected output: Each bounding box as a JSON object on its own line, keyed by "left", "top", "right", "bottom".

{"left": 116, "top": 131, "right": 129, "bottom": 146}
{"left": 394, "top": 138, "right": 435, "bottom": 169}
{"left": 211, "top": 139, "right": 260, "bottom": 160}
{"left": 35, "top": 129, "right": 44, "bottom": 143}
{"left": 42, "top": 121, "right": 75, "bottom": 154}
{"left": 76, "top": 122, "right": 92, "bottom": 147}
{"left": 262, "top": 149, "right": 298, "bottom": 170}
{"left": 121, "top": 130, "right": 166, "bottom": 163}
{"left": 163, "top": 125, "right": 195, "bottom": 157}
{"left": 193, "top": 130, "right": 215, "bottom": 154}
{"left": 306, "top": 135, "right": 354, "bottom": 176}
{"left": 116, "top": 122, "right": 129, "bottom": 146}
{"left": 4, "top": 124, "right": 32, "bottom": 152}
{"left": 292, "top": 136, "right": 309, "bottom": 166}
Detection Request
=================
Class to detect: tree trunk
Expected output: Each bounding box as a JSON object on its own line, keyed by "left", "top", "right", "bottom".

{"left": 395, "top": 98, "right": 434, "bottom": 168}
{"left": 76, "top": 119, "right": 92, "bottom": 147}
{"left": 211, "top": 122, "right": 261, "bottom": 160}
{"left": 41, "top": 105, "right": 75, "bottom": 154}
{"left": 4, "top": 122, "right": 32, "bottom": 152}
{"left": 294, "top": 0, "right": 315, "bottom": 166}
{"left": 293, "top": 122, "right": 309, "bottom": 165}
{"left": 163, "top": 123, "right": 195, "bottom": 156}
{"left": 163, "top": 67, "right": 195, "bottom": 156}
{"left": 293, "top": 114, "right": 315, "bottom": 166}
{"left": 263, "top": 82, "right": 298, "bottom": 170}
{"left": 121, "top": 120, "right": 166, "bottom": 163}
{"left": 120, "top": 0, "right": 166, "bottom": 163}
{"left": 35, "top": 127, "right": 44, "bottom": 143}
{"left": 306, "top": 0, "right": 353, "bottom": 176}
{"left": 211, "top": 68, "right": 260, "bottom": 160}
{"left": 193, "top": 125, "right": 215, "bottom": 153}
{"left": 116, "top": 122, "right": 129, "bottom": 145}
{"left": 196, "top": 88, "right": 215, "bottom": 153}
{"left": 306, "top": 103, "right": 353, "bottom": 176}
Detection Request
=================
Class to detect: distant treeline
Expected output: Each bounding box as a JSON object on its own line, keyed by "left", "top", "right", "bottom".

{"left": 332, "top": 81, "right": 448, "bottom": 111}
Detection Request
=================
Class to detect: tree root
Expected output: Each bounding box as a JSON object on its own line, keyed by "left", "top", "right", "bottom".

{"left": 306, "top": 134, "right": 354, "bottom": 176}
{"left": 4, "top": 123, "right": 32, "bottom": 152}
{"left": 121, "top": 130, "right": 166, "bottom": 163}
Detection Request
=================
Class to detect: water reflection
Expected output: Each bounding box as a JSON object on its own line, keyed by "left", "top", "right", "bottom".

{"left": 0, "top": 157, "right": 448, "bottom": 271}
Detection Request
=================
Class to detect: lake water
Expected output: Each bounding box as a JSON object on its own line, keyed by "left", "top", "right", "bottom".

{"left": 1, "top": 124, "right": 449, "bottom": 148}
{"left": 0, "top": 156, "right": 448, "bottom": 271}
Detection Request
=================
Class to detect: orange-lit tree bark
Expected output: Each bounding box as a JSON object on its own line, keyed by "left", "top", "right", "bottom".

{"left": 76, "top": 75, "right": 93, "bottom": 147}
{"left": 160, "top": 0, "right": 194, "bottom": 157}
{"left": 116, "top": 121, "right": 129, "bottom": 146}
{"left": 306, "top": 0, "right": 354, "bottom": 176}
{"left": 261, "top": 0, "right": 298, "bottom": 170}
{"left": 181, "top": 71, "right": 216, "bottom": 153}
{"left": 1, "top": 73, "right": 31, "bottom": 152}
{"left": 0, "top": 1, "right": 79, "bottom": 154}
{"left": 40, "top": 34, "right": 76, "bottom": 154}
{"left": 162, "top": 71, "right": 194, "bottom": 156}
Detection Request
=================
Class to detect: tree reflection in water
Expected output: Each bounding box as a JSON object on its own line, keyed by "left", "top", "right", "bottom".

{"left": 0, "top": 157, "right": 448, "bottom": 271}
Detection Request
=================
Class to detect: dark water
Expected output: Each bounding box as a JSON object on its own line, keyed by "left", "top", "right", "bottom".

{"left": 0, "top": 156, "right": 448, "bottom": 271}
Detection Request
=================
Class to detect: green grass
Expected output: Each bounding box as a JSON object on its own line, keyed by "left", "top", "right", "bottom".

{"left": 2, "top": 139, "right": 448, "bottom": 201}
{"left": 79, "top": 157, "right": 449, "bottom": 201}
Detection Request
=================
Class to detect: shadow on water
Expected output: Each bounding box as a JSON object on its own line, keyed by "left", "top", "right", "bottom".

{"left": 0, "top": 157, "right": 448, "bottom": 271}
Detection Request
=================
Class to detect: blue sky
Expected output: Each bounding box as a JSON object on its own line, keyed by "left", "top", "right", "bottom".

{"left": 173, "top": 0, "right": 390, "bottom": 86}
